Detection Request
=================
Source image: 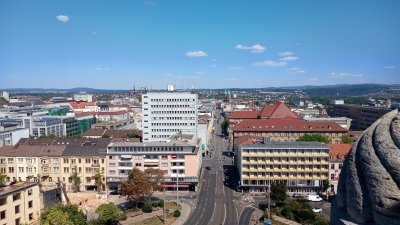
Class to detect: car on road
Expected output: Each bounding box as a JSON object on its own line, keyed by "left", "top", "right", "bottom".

{"left": 312, "top": 207, "right": 322, "bottom": 213}
{"left": 307, "top": 194, "right": 323, "bottom": 202}
{"left": 292, "top": 193, "right": 305, "bottom": 199}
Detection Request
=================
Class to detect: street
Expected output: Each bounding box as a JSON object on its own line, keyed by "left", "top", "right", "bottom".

{"left": 185, "top": 111, "right": 239, "bottom": 225}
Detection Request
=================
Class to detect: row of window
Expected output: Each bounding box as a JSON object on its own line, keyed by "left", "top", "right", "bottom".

{"left": 237, "top": 132, "right": 341, "bottom": 137}
{"left": 242, "top": 149, "right": 329, "bottom": 154}
{"left": 242, "top": 172, "right": 327, "bottom": 177}
{"left": 151, "top": 123, "right": 195, "bottom": 126}
{"left": 147, "top": 98, "right": 195, "bottom": 102}
{"left": 243, "top": 165, "right": 329, "bottom": 170}
{"left": 242, "top": 157, "right": 330, "bottom": 162}
{"left": 110, "top": 146, "right": 186, "bottom": 152}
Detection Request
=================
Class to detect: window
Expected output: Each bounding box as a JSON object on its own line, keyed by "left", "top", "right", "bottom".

{"left": 15, "top": 217, "right": 20, "bottom": 225}
{"left": 13, "top": 193, "right": 21, "bottom": 201}
{"left": 0, "top": 210, "right": 5, "bottom": 220}
{"left": 161, "top": 163, "right": 168, "bottom": 167}
{"left": 15, "top": 205, "right": 20, "bottom": 214}
{"left": 331, "top": 174, "right": 335, "bottom": 180}
{"left": 28, "top": 189, "right": 32, "bottom": 196}
{"left": 0, "top": 198, "right": 6, "bottom": 206}
{"left": 29, "top": 213, "right": 34, "bottom": 220}
{"left": 135, "top": 163, "right": 142, "bottom": 167}
{"left": 339, "top": 163, "right": 343, "bottom": 169}
{"left": 330, "top": 164, "right": 335, "bottom": 169}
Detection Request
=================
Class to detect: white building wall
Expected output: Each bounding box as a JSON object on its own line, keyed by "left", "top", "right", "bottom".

{"left": 0, "top": 128, "right": 30, "bottom": 146}
{"left": 142, "top": 92, "right": 198, "bottom": 142}
{"left": 197, "top": 123, "right": 208, "bottom": 155}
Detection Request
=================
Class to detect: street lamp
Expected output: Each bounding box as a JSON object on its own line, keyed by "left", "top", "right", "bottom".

{"left": 176, "top": 170, "right": 179, "bottom": 205}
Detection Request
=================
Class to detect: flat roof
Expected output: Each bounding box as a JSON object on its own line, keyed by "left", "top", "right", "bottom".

{"left": 240, "top": 141, "right": 328, "bottom": 149}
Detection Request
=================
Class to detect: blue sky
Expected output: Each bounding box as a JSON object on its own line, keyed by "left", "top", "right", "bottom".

{"left": 0, "top": 0, "right": 399, "bottom": 89}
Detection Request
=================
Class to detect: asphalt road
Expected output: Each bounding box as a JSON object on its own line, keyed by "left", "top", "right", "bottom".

{"left": 185, "top": 111, "right": 239, "bottom": 225}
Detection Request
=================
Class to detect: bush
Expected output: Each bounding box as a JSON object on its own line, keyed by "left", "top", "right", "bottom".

{"left": 173, "top": 210, "right": 181, "bottom": 218}
{"left": 152, "top": 201, "right": 159, "bottom": 207}
{"left": 158, "top": 201, "right": 164, "bottom": 207}
{"left": 142, "top": 203, "right": 153, "bottom": 213}
{"left": 119, "top": 212, "right": 127, "bottom": 221}
{"left": 137, "top": 202, "right": 145, "bottom": 209}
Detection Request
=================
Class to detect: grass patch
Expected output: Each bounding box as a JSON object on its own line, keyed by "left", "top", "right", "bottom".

{"left": 132, "top": 216, "right": 164, "bottom": 225}
{"left": 165, "top": 202, "right": 181, "bottom": 210}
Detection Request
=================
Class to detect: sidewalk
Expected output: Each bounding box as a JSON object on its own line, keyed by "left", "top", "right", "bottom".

{"left": 153, "top": 191, "right": 197, "bottom": 198}
{"left": 172, "top": 202, "right": 191, "bottom": 225}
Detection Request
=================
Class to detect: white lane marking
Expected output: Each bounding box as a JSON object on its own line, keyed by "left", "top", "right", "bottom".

{"left": 222, "top": 203, "right": 227, "bottom": 225}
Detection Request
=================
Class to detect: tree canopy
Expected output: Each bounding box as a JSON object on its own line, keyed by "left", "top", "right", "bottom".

{"left": 95, "top": 203, "right": 125, "bottom": 225}
{"left": 69, "top": 166, "right": 81, "bottom": 192}
{"left": 340, "top": 134, "right": 353, "bottom": 144}
{"left": 297, "top": 134, "right": 331, "bottom": 144}
{"left": 41, "top": 204, "right": 87, "bottom": 225}
{"left": 94, "top": 168, "right": 105, "bottom": 193}
{"left": 270, "top": 181, "right": 287, "bottom": 204}
{"left": 120, "top": 168, "right": 151, "bottom": 203}
{"left": 144, "top": 168, "right": 165, "bottom": 198}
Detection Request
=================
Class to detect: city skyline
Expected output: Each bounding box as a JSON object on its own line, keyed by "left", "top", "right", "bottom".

{"left": 1, "top": 0, "right": 399, "bottom": 89}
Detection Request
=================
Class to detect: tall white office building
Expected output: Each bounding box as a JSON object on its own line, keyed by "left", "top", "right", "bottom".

{"left": 142, "top": 86, "right": 198, "bottom": 142}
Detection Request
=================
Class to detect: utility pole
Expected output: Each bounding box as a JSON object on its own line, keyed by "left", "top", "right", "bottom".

{"left": 268, "top": 184, "right": 271, "bottom": 219}
{"left": 176, "top": 171, "right": 179, "bottom": 205}
{"left": 163, "top": 186, "right": 166, "bottom": 224}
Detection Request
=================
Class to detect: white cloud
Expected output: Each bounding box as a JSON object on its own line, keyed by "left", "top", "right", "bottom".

{"left": 144, "top": 1, "right": 155, "bottom": 6}
{"left": 329, "top": 72, "right": 363, "bottom": 78}
{"left": 280, "top": 56, "right": 299, "bottom": 61}
{"left": 287, "top": 67, "right": 305, "bottom": 74}
{"left": 253, "top": 60, "right": 287, "bottom": 67}
{"left": 309, "top": 78, "right": 318, "bottom": 82}
{"left": 228, "top": 66, "right": 243, "bottom": 70}
{"left": 235, "top": 44, "right": 266, "bottom": 53}
{"left": 56, "top": 15, "right": 69, "bottom": 23}
{"left": 186, "top": 51, "right": 208, "bottom": 57}
{"left": 278, "top": 51, "right": 294, "bottom": 57}
{"left": 384, "top": 65, "right": 396, "bottom": 70}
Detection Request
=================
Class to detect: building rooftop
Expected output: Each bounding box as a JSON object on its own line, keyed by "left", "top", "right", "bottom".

{"left": 228, "top": 101, "right": 298, "bottom": 120}
{"left": 327, "top": 143, "right": 353, "bottom": 161}
{"left": 0, "top": 145, "right": 65, "bottom": 157}
{"left": 0, "top": 182, "right": 38, "bottom": 198}
{"left": 233, "top": 119, "right": 347, "bottom": 132}
{"left": 240, "top": 141, "right": 329, "bottom": 149}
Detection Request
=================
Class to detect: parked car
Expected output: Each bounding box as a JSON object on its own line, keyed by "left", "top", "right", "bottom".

{"left": 307, "top": 194, "right": 323, "bottom": 202}
{"left": 312, "top": 207, "right": 323, "bottom": 213}
{"left": 292, "top": 193, "right": 305, "bottom": 199}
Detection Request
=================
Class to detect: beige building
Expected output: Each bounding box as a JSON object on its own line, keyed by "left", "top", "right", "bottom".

{"left": 0, "top": 182, "right": 40, "bottom": 225}
{"left": 106, "top": 135, "right": 202, "bottom": 192}
{"left": 0, "top": 138, "right": 110, "bottom": 192}
{"left": 237, "top": 140, "right": 329, "bottom": 193}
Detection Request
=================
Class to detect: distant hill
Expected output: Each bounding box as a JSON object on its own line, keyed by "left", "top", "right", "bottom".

{"left": 299, "top": 84, "right": 400, "bottom": 97}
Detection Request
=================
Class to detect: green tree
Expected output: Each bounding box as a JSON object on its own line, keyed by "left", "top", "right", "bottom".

{"left": 41, "top": 204, "right": 87, "bottom": 225}
{"left": 0, "top": 171, "right": 6, "bottom": 185}
{"left": 120, "top": 168, "right": 151, "bottom": 205}
{"left": 125, "top": 132, "right": 139, "bottom": 138}
{"left": 270, "top": 181, "right": 287, "bottom": 204}
{"left": 101, "top": 134, "right": 110, "bottom": 138}
{"left": 220, "top": 118, "right": 229, "bottom": 130}
{"left": 69, "top": 166, "right": 81, "bottom": 192}
{"left": 144, "top": 168, "right": 165, "bottom": 201}
{"left": 94, "top": 168, "right": 104, "bottom": 193}
{"left": 95, "top": 203, "right": 125, "bottom": 225}
{"left": 341, "top": 134, "right": 353, "bottom": 144}
{"left": 322, "top": 179, "right": 330, "bottom": 192}
{"left": 297, "top": 134, "right": 331, "bottom": 144}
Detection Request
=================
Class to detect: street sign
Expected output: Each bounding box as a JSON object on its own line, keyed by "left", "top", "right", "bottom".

{"left": 264, "top": 218, "right": 272, "bottom": 225}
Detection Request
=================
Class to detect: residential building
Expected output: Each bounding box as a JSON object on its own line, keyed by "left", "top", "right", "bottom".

{"left": 142, "top": 88, "right": 198, "bottom": 142}
{"left": 232, "top": 119, "right": 348, "bottom": 146}
{"left": 197, "top": 115, "right": 211, "bottom": 156}
{"left": 76, "top": 111, "right": 129, "bottom": 122}
{"left": 0, "top": 121, "right": 29, "bottom": 146}
{"left": 304, "top": 117, "right": 352, "bottom": 130}
{"left": 327, "top": 144, "right": 352, "bottom": 194}
{"left": 237, "top": 140, "right": 330, "bottom": 193}
{"left": 328, "top": 102, "right": 391, "bottom": 130}
{"left": 0, "top": 138, "right": 110, "bottom": 192}
{"left": 0, "top": 182, "right": 40, "bottom": 225}
{"left": 106, "top": 135, "right": 201, "bottom": 191}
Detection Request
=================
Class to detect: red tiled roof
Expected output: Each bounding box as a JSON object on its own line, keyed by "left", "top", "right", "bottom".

{"left": 82, "top": 129, "right": 106, "bottom": 137}
{"left": 258, "top": 101, "right": 298, "bottom": 119}
{"left": 229, "top": 111, "right": 259, "bottom": 119}
{"left": 70, "top": 101, "right": 96, "bottom": 109}
{"left": 233, "top": 119, "right": 347, "bottom": 132}
{"left": 233, "top": 135, "right": 263, "bottom": 148}
{"left": 327, "top": 144, "right": 352, "bottom": 159}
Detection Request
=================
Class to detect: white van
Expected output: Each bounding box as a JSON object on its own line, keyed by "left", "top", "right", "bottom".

{"left": 307, "top": 194, "right": 323, "bottom": 202}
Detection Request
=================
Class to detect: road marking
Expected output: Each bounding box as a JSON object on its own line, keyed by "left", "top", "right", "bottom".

{"left": 222, "top": 203, "right": 227, "bottom": 225}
